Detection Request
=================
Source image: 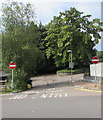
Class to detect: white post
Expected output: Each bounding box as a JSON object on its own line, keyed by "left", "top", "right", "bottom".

{"left": 95, "top": 64, "right": 97, "bottom": 87}
{"left": 11, "top": 69, "right": 14, "bottom": 89}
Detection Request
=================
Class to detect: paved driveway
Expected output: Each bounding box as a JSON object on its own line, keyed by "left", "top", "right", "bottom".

{"left": 31, "top": 74, "right": 84, "bottom": 87}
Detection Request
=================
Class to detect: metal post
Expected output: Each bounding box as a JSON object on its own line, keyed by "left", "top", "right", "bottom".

{"left": 71, "top": 51, "right": 72, "bottom": 83}
{"left": 67, "top": 50, "right": 73, "bottom": 83}
{"left": 11, "top": 69, "right": 14, "bottom": 89}
{"left": 95, "top": 64, "right": 97, "bottom": 87}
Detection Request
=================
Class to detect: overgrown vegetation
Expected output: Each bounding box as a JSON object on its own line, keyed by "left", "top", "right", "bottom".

{"left": 1, "top": 2, "right": 103, "bottom": 90}
{"left": 57, "top": 69, "right": 83, "bottom": 74}
{"left": 45, "top": 8, "right": 103, "bottom": 67}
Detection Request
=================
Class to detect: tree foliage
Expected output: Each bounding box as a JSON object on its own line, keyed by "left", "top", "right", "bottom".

{"left": 97, "top": 51, "right": 103, "bottom": 62}
{"left": 45, "top": 7, "right": 103, "bottom": 67}
{"left": 2, "top": 2, "right": 46, "bottom": 89}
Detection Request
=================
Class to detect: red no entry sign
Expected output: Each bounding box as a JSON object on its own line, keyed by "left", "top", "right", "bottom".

{"left": 9, "top": 62, "right": 16, "bottom": 69}
{"left": 92, "top": 56, "right": 99, "bottom": 64}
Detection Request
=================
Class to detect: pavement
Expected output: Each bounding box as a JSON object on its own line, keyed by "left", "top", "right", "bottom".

{"left": 0, "top": 74, "right": 102, "bottom": 96}
{"left": 72, "top": 81, "right": 102, "bottom": 91}
{"left": 31, "top": 74, "right": 102, "bottom": 92}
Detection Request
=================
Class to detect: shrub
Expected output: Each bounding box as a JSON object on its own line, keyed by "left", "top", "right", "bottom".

{"left": 101, "top": 78, "right": 103, "bottom": 84}
{"left": 56, "top": 69, "right": 83, "bottom": 74}
{"left": 83, "top": 72, "right": 90, "bottom": 76}
{"left": 8, "top": 68, "right": 28, "bottom": 90}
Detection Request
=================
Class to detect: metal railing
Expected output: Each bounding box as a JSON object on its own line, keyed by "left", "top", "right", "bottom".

{"left": 0, "top": 80, "right": 7, "bottom": 92}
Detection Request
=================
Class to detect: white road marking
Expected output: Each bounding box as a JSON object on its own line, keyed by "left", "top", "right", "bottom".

{"left": 41, "top": 94, "right": 48, "bottom": 98}
{"left": 23, "top": 91, "right": 32, "bottom": 94}
{"left": 32, "top": 96, "right": 37, "bottom": 99}
{"left": 54, "top": 94, "right": 58, "bottom": 98}
{"left": 9, "top": 95, "right": 27, "bottom": 100}
{"left": 48, "top": 88, "right": 54, "bottom": 91}
{"left": 45, "top": 91, "right": 48, "bottom": 93}
{"left": 36, "top": 91, "right": 39, "bottom": 93}
{"left": 8, "top": 88, "right": 68, "bottom": 100}
{"left": 59, "top": 94, "right": 62, "bottom": 98}
{"left": 51, "top": 90, "right": 55, "bottom": 92}
{"left": 23, "top": 91, "right": 40, "bottom": 94}
{"left": 49, "top": 94, "right": 53, "bottom": 98}
{"left": 32, "top": 93, "right": 40, "bottom": 99}
{"left": 65, "top": 93, "right": 68, "bottom": 97}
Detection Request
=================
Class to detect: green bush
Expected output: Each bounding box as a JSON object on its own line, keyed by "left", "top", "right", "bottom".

{"left": 57, "top": 69, "right": 83, "bottom": 74}
{"left": 101, "top": 78, "right": 103, "bottom": 84}
{"left": 83, "top": 72, "right": 90, "bottom": 76}
{"left": 8, "top": 68, "right": 28, "bottom": 90}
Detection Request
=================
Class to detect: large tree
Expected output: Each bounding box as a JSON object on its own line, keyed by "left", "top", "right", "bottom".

{"left": 2, "top": 2, "right": 45, "bottom": 89}
{"left": 45, "top": 7, "right": 103, "bottom": 68}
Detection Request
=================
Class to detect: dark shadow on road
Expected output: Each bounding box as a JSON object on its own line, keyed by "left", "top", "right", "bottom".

{"left": 31, "top": 81, "right": 70, "bottom": 90}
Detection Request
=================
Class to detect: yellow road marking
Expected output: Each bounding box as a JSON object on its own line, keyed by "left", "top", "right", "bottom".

{"left": 75, "top": 88, "right": 103, "bottom": 92}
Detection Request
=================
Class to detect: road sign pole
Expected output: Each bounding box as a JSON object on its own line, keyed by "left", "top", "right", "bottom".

{"left": 9, "top": 62, "right": 16, "bottom": 89}
{"left": 95, "top": 64, "right": 97, "bottom": 87}
{"left": 11, "top": 69, "right": 14, "bottom": 89}
{"left": 71, "top": 52, "right": 72, "bottom": 83}
{"left": 92, "top": 56, "right": 99, "bottom": 87}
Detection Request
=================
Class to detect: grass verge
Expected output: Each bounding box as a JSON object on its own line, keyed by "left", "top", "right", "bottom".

{"left": 57, "top": 69, "right": 83, "bottom": 74}
{"left": 0, "top": 88, "right": 22, "bottom": 94}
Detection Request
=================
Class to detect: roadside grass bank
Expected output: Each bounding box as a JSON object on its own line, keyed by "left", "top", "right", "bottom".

{"left": 0, "top": 88, "right": 22, "bottom": 94}
{"left": 56, "top": 69, "right": 83, "bottom": 74}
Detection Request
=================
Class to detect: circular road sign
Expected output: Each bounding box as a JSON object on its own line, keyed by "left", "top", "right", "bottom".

{"left": 9, "top": 62, "right": 16, "bottom": 69}
{"left": 92, "top": 56, "right": 99, "bottom": 64}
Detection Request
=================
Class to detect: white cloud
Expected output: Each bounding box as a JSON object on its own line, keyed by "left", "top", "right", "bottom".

{"left": 0, "top": 0, "right": 102, "bottom": 24}
{"left": 1, "top": 0, "right": 103, "bottom": 4}
{"left": 20, "top": 0, "right": 102, "bottom": 2}
{"left": 33, "top": 2, "right": 64, "bottom": 25}
{"left": 0, "top": 0, "right": 102, "bottom": 51}
{"left": 1, "top": 0, "right": 102, "bottom": 24}
{"left": 75, "top": 2, "right": 101, "bottom": 19}
{"left": 45, "top": 0, "right": 100, "bottom": 1}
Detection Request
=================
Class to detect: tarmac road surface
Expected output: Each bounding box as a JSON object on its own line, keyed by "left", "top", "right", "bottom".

{"left": 1, "top": 85, "right": 101, "bottom": 118}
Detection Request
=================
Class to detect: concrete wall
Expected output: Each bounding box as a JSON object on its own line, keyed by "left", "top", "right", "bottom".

{"left": 90, "top": 62, "right": 103, "bottom": 77}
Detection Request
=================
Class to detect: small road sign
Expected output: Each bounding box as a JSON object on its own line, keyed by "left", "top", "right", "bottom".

{"left": 69, "top": 62, "right": 74, "bottom": 69}
{"left": 9, "top": 62, "right": 16, "bottom": 89}
{"left": 92, "top": 57, "right": 99, "bottom": 64}
{"left": 9, "top": 62, "right": 16, "bottom": 69}
{"left": 91, "top": 56, "right": 99, "bottom": 87}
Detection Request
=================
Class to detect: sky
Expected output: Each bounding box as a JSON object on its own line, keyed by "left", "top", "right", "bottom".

{"left": 0, "top": 0, "right": 103, "bottom": 51}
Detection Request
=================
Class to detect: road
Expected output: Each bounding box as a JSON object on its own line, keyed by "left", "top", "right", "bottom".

{"left": 1, "top": 85, "right": 101, "bottom": 118}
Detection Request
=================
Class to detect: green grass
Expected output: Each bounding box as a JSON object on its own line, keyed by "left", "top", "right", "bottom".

{"left": 0, "top": 88, "right": 22, "bottom": 94}
{"left": 57, "top": 69, "right": 83, "bottom": 74}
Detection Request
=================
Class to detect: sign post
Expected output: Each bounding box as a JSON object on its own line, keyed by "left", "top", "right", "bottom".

{"left": 92, "top": 57, "right": 99, "bottom": 87}
{"left": 69, "top": 62, "right": 74, "bottom": 69}
{"left": 67, "top": 50, "right": 73, "bottom": 83}
{"left": 9, "top": 62, "right": 16, "bottom": 89}
{"left": 12, "top": 69, "right": 13, "bottom": 89}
